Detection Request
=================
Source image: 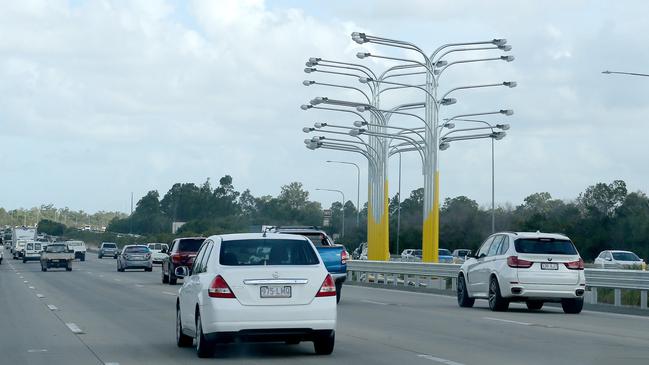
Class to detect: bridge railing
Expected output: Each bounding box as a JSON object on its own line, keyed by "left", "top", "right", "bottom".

{"left": 347, "top": 260, "right": 649, "bottom": 309}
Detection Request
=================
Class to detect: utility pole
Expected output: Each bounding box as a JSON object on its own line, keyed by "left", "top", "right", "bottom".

{"left": 129, "top": 192, "right": 133, "bottom": 234}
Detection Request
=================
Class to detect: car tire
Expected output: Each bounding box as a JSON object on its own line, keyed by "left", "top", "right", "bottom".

{"left": 22, "top": 258, "right": 27, "bottom": 263}
{"left": 313, "top": 330, "right": 335, "bottom": 355}
{"left": 561, "top": 298, "right": 583, "bottom": 314}
{"left": 81, "top": 254, "right": 85, "bottom": 262}
{"left": 42, "top": 266, "right": 47, "bottom": 272}
{"left": 488, "top": 276, "right": 509, "bottom": 312}
{"left": 457, "top": 274, "right": 475, "bottom": 308}
{"left": 176, "top": 307, "right": 193, "bottom": 348}
{"left": 162, "top": 270, "right": 169, "bottom": 284}
{"left": 169, "top": 267, "right": 177, "bottom": 285}
{"left": 526, "top": 300, "right": 544, "bottom": 311}
{"left": 98, "top": 254, "right": 102, "bottom": 259}
{"left": 335, "top": 282, "right": 342, "bottom": 304}
{"left": 195, "top": 311, "right": 214, "bottom": 358}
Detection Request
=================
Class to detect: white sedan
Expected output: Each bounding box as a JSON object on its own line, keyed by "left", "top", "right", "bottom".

{"left": 175, "top": 233, "right": 337, "bottom": 358}
{"left": 594, "top": 250, "right": 645, "bottom": 269}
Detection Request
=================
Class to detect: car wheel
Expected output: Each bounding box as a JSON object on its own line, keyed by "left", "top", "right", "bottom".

{"left": 313, "top": 330, "right": 335, "bottom": 355}
{"left": 561, "top": 298, "right": 583, "bottom": 314}
{"left": 22, "top": 258, "right": 27, "bottom": 263}
{"left": 162, "top": 270, "right": 169, "bottom": 284}
{"left": 81, "top": 254, "right": 85, "bottom": 262}
{"left": 195, "top": 311, "right": 214, "bottom": 358}
{"left": 457, "top": 274, "right": 475, "bottom": 308}
{"left": 41, "top": 266, "right": 47, "bottom": 272}
{"left": 488, "top": 277, "right": 509, "bottom": 312}
{"left": 335, "top": 282, "right": 342, "bottom": 304}
{"left": 176, "top": 307, "right": 193, "bottom": 348}
{"left": 169, "top": 267, "right": 177, "bottom": 285}
{"left": 98, "top": 254, "right": 102, "bottom": 259}
{"left": 526, "top": 300, "right": 544, "bottom": 311}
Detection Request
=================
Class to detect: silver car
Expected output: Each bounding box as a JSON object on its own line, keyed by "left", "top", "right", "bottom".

{"left": 117, "top": 245, "right": 153, "bottom": 272}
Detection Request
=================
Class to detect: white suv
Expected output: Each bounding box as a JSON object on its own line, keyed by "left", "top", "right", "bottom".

{"left": 175, "top": 233, "right": 337, "bottom": 358}
{"left": 457, "top": 232, "right": 586, "bottom": 314}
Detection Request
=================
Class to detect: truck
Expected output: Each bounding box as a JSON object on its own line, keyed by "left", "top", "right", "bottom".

{"left": 269, "top": 226, "right": 348, "bottom": 303}
{"left": 22, "top": 241, "right": 43, "bottom": 263}
{"left": 11, "top": 227, "right": 36, "bottom": 258}
{"left": 65, "top": 240, "right": 87, "bottom": 261}
{"left": 40, "top": 243, "right": 74, "bottom": 271}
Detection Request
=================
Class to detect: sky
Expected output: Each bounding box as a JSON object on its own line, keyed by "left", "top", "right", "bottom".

{"left": 1, "top": 0, "right": 649, "bottom": 213}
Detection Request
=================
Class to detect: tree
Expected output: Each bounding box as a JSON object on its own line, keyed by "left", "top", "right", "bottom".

{"left": 37, "top": 219, "right": 67, "bottom": 236}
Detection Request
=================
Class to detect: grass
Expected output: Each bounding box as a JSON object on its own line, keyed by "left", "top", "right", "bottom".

{"left": 596, "top": 288, "right": 642, "bottom": 306}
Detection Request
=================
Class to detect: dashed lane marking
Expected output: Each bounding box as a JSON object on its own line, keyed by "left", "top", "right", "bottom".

{"left": 47, "top": 305, "right": 58, "bottom": 311}
{"left": 28, "top": 286, "right": 35, "bottom": 290}
{"left": 483, "top": 317, "right": 532, "bottom": 326}
{"left": 27, "top": 349, "right": 48, "bottom": 353}
{"left": 36, "top": 294, "right": 45, "bottom": 298}
{"left": 417, "top": 354, "right": 465, "bottom": 365}
{"left": 162, "top": 291, "right": 176, "bottom": 296}
{"left": 65, "top": 323, "right": 84, "bottom": 334}
{"left": 361, "top": 299, "right": 391, "bottom": 306}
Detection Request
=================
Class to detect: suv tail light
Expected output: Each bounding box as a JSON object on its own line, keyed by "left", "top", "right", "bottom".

{"left": 507, "top": 256, "right": 533, "bottom": 268}
{"left": 565, "top": 258, "right": 584, "bottom": 270}
{"left": 316, "top": 274, "right": 336, "bottom": 297}
{"left": 341, "top": 250, "right": 348, "bottom": 265}
{"left": 171, "top": 254, "right": 183, "bottom": 264}
{"left": 208, "top": 275, "right": 235, "bottom": 298}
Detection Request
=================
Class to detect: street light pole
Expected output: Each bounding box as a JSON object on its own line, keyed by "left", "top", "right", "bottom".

{"left": 326, "top": 160, "right": 361, "bottom": 227}
{"left": 316, "top": 188, "right": 346, "bottom": 238}
{"left": 602, "top": 70, "right": 649, "bottom": 77}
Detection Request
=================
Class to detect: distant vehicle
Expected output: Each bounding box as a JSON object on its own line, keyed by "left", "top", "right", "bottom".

{"left": 13, "top": 239, "right": 28, "bottom": 259}
{"left": 0, "top": 247, "right": 3, "bottom": 264}
{"left": 117, "top": 245, "right": 153, "bottom": 272}
{"left": 22, "top": 241, "right": 43, "bottom": 263}
{"left": 439, "top": 249, "right": 454, "bottom": 263}
{"left": 11, "top": 227, "right": 36, "bottom": 257}
{"left": 66, "top": 240, "right": 87, "bottom": 261}
{"left": 359, "top": 243, "right": 368, "bottom": 260}
{"left": 452, "top": 249, "right": 473, "bottom": 264}
{"left": 175, "top": 233, "right": 336, "bottom": 358}
{"left": 40, "top": 243, "right": 74, "bottom": 271}
{"left": 269, "top": 226, "right": 347, "bottom": 303}
{"left": 162, "top": 237, "right": 206, "bottom": 285}
{"left": 594, "top": 250, "right": 645, "bottom": 269}
{"left": 352, "top": 243, "right": 366, "bottom": 260}
{"left": 147, "top": 242, "right": 169, "bottom": 264}
{"left": 83, "top": 225, "right": 92, "bottom": 231}
{"left": 457, "top": 232, "right": 586, "bottom": 314}
{"left": 401, "top": 249, "right": 416, "bottom": 260}
{"left": 98, "top": 242, "right": 119, "bottom": 259}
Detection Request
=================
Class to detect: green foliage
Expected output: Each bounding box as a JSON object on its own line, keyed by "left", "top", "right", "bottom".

{"left": 37, "top": 219, "right": 67, "bottom": 236}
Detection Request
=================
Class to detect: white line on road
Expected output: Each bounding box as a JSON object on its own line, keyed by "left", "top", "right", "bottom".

{"left": 361, "top": 299, "right": 391, "bottom": 306}
{"left": 28, "top": 286, "right": 35, "bottom": 289}
{"left": 47, "top": 305, "right": 58, "bottom": 311}
{"left": 417, "top": 354, "right": 466, "bottom": 365}
{"left": 36, "top": 294, "right": 45, "bottom": 298}
{"left": 27, "top": 349, "right": 48, "bottom": 353}
{"left": 23, "top": 280, "right": 28, "bottom": 283}
{"left": 162, "top": 291, "right": 176, "bottom": 296}
{"left": 104, "top": 362, "right": 120, "bottom": 365}
{"left": 114, "top": 278, "right": 122, "bottom": 282}
{"left": 135, "top": 284, "right": 143, "bottom": 288}
{"left": 99, "top": 275, "right": 105, "bottom": 278}
{"left": 483, "top": 317, "right": 532, "bottom": 326}
{"left": 65, "top": 323, "right": 84, "bottom": 334}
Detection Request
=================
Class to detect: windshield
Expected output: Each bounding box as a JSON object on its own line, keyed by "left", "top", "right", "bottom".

{"left": 281, "top": 232, "right": 332, "bottom": 247}
{"left": 46, "top": 245, "right": 67, "bottom": 253}
{"left": 514, "top": 239, "right": 578, "bottom": 255}
{"left": 455, "top": 250, "right": 471, "bottom": 256}
{"left": 67, "top": 241, "right": 82, "bottom": 247}
{"left": 102, "top": 243, "right": 117, "bottom": 248}
{"left": 220, "top": 239, "right": 320, "bottom": 266}
{"left": 612, "top": 252, "right": 641, "bottom": 261}
{"left": 178, "top": 239, "right": 204, "bottom": 252}
{"left": 125, "top": 246, "right": 149, "bottom": 254}
{"left": 439, "top": 249, "right": 452, "bottom": 256}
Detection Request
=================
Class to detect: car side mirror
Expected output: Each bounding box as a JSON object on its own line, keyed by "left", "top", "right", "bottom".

{"left": 605, "top": 257, "right": 612, "bottom": 261}
{"left": 175, "top": 266, "right": 189, "bottom": 278}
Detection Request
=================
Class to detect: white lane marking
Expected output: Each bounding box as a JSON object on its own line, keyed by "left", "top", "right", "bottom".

{"left": 114, "top": 278, "right": 122, "bottom": 282}
{"left": 418, "top": 354, "right": 466, "bottom": 365}
{"left": 65, "top": 323, "right": 84, "bottom": 334}
{"left": 23, "top": 280, "right": 29, "bottom": 283}
{"left": 361, "top": 299, "right": 390, "bottom": 306}
{"left": 104, "top": 362, "right": 120, "bottom": 365}
{"left": 27, "top": 349, "right": 48, "bottom": 353}
{"left": 47, "top": 305, "right": 58, "bottom": 311}
{"left": 28, "top": 286, "right": 35, "bottom": 289}
{"left": 36, "top": 294, "right": 45, "bottom": 298}
{"left": 99, "top": 275, "right": 105, "bottom": 278}
{"left": 483, "top": 317, "right": 532, "bottom": 326}
{"left": 162, "top": 291, "right": 177, "bottom": 296}
{"left": 135, "top": 284, "right": 143, "bottom": 288}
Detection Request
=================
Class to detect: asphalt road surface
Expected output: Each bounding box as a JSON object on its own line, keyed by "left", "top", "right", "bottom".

{"left": 2, "top": 250, "right": 649, "bottom": 365}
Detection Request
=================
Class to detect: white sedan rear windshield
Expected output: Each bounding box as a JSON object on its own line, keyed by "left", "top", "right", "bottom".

{"left": 220, "top": 239, "right": 319, "bottom": 266}
{"left": 612, "top": 252, "right": 641, "bottom": 261}
{"left": 514, "top": 239, "right": 577, "bottom": 255}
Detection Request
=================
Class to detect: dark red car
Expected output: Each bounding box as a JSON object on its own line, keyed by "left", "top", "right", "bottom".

{"left": 161, "top": 237, "right": 206, "bottom": 285}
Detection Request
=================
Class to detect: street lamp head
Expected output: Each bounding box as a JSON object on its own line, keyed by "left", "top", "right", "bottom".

{"left": 492, "top": 38, "right": 508, "bottom": 46}
{"left": 311, "top": 136, "right": 325, "bottom": 142}
{"left": 356, "top": 52, "right": 371, "bottom": 59}
{"left": 310, "top": 96, "right": 328, "bottom": 105}
{"left": 304, "top": 67, "right": 316, "bottom": 73}
{"left": 498, "top": 44, "right": 512, "bottom": 51}
{"left": 300, "top": 104, "right": 313, "bottom": 110}
{"left": 348, "top": 128, "right": 365, "bottom": 136}
{"left": 303, "top": 80, "right": 315, "bottom": 86}
{"left": 492, "top": 131, "right": 507, "bottom": 140}
{"left": 358, "top": 76, "right": 373, "bottom": 83}
{"left": 309, "top": 57, "right": 321, "bottom": 64}
{"left": 306, "top": 143, "right": 319, "bottom": 150}
{"left": 500, "top": 109, "right": 514, "bottom": 116}
{"left": 439, "top": 142, "right": 450, "bottom": 151}
{"left": 443, "top": 122, "right": 455, "bottom": 129}
{"left": 351, "top": 32, "right": 368, "bottom": 44}
{"left": 305, "top": 61, "right": 316, "bottom": 67}
{"left": 503, "top": 81, "right": 517, "bottom": 88}
{"left": 314, "top": 122, "right": 328, "bottom": 128}
{"left": 353, "top": 120, "right": 367, "bottom": 127}
{"left": 356, "top": 105, "right": 371, "bottom": 112}
{"left": 496, "top": 123, "right": 510, "bottom": 130}
{"left": 435, "top": 60, "right": 448, "bottom": 67}
{"left": 302, "top": 127, "right": 314, "bottom": 133}
{"left": 501, "top": 55, "right": 515, "bottom": 62}
{"left": 440, "top": 98, "right": 457, "bottom": 106}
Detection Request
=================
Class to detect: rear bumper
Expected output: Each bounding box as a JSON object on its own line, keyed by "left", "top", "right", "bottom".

{"left": 44, "top": 260, "right": 71, "bottom": 268}
{"left": 23, "top": 254, "right": 40, "bottom": 261}
{"left": 123, "top": 260, "right": 152, "bottom": 268}
{"left": 502, "top": 282, "right": 586, "bottom": 300}
{"left": 205, "top": 328, "right": 334, "bottom": 344}
{"left": 200, "top": 297, "right": 336, "bottom": 334}
{"left": 74, "top": 252, "right": 86, "bottom": 258}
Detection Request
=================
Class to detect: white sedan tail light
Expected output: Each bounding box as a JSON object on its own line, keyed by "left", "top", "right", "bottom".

{"left": 208, "top": 275, "right": 236, "bottom": 298}
{"left": 316, "top": 274, "right": 336, "bottom": 297}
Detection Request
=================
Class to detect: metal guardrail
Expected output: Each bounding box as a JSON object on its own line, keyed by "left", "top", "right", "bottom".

{"left": 347, "top": 260, "right": 649, "bottom": 309}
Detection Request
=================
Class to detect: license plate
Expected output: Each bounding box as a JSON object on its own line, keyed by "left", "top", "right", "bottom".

{"left": 52, "top": 259, "right": 60, "bottom": 263}
{"left": 541, "top": 263, "right": 558, "bottom": 270}
{"left": 260, "top": 285, "right": 292, "bottom": 298}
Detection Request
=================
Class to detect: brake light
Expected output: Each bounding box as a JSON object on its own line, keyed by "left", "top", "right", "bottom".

{"left": 341, "top": 250, "right": 348, "bottom": 265}
{"left": 208, "top": 275, "right": 235, "bottom": 298}
{"left": 171, "top": 254, "right": 183, "bottom": 264}
{"left": 565, "top": 258, "right": 584, "bottom": 270}
{"left": 507, "top": 256, "right": 533, "bottom": 268}
{"left": 316, "top": 274, "right": 336, "bottom": 297}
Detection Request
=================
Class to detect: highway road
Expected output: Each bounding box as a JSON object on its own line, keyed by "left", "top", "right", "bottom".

{"left": 2, "top": 251, "right": 649, "bottom": 365}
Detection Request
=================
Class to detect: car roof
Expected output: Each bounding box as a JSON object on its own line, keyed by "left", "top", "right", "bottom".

{"left": 505, "top": 232, "right": 570, "bottom": 240}
{"left": 609, "top": 250, "right": 634, "bottom": 254}
{"left": 212, "top": 233, "right": 309, "bottom": 242}
{"left": 124, "top": 244, "right": 148, "bottom": 248}
{"left": 175, "top": 237, "right": 206, "bottom": 240}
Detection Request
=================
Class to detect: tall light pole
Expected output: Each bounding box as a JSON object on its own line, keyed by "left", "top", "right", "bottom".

{"left": 316, "top": 188, "right": 346, "bottom": 238}
{"left": 326, "top": 160, "right": 361, "bottom": 227}
{"left": 602, "top": 70, "right": 649, "bottom": 77}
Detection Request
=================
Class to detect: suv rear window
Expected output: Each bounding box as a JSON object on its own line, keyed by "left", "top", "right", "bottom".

{"left": 47, "top": 245, "right": 67, "bottom": 253}
{"left": 102, "top": 243, "right": 117, "bottom": 248}
{"left": 280, "top": 232, "right": 332, "bottom": 247}
{"left": 125, "top": 246, "right": 149, "bottom": 253}
{"left": 514, "top": 239, "right": 578, "bottom": 255}
{"left": 178, "top": 239, "right": 204, "bottom": 252}
{"left": 220, "top": 239, "right": 320, "bottom": 266}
